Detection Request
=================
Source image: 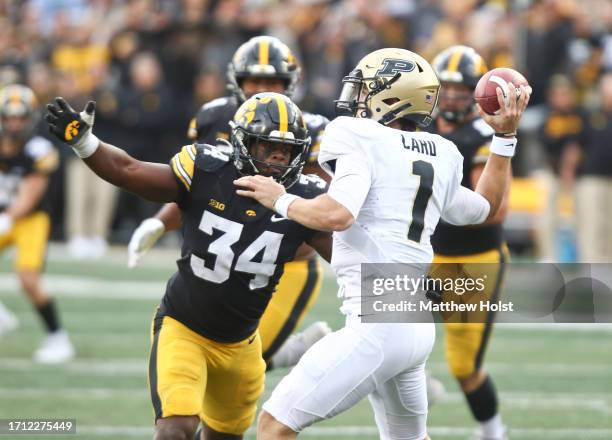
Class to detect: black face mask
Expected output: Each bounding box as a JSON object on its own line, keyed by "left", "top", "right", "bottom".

{"left": 438, "top": 88, "right": 475, "bottom": 124}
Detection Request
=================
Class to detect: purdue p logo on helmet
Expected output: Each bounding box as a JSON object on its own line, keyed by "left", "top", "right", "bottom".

{"left": 335, "top": 48, "right": 440, "bottom": 129}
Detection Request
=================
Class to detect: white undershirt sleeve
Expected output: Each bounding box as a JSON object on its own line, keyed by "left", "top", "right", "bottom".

{"left": 327, "top": 153, "right": 372, "bottom": 220}
{"left": 442, "top": 186, "right": 491, "bottom": 225}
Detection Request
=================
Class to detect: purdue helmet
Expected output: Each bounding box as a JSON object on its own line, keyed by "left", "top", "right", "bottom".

{"left": 432, "top": 45, "right": 488, "bottom": 122}
{"left": 0, "top": 84, "right": 38, "bottom": 141}
{"left": 227, "top": 36, "right": 301, "bottom": 103}
{"left": 231, "top": 92, "right": 310, "bottom": 188}
{"left": 335, "top": 48, "right": 440, "bottom": 129}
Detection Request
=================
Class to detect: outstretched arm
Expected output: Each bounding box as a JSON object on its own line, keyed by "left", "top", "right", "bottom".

{"left": 46, "top": 97, "right": 179, "bottom": 203}
{"left": 473, "top": 82, "right": 530, "bottom": 220}
{"left": 443, "top": 82, "right": 530, "bottom": 225}
{"left": 84, "top": 141, "right": 179, "bottom": 202}
{"left": 234, "top": 177, "right": 354, "bottom": 232}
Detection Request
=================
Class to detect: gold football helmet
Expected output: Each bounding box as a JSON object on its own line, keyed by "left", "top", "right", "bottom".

{"left": 335, "top": 48, "right": 440, "bottom": 128}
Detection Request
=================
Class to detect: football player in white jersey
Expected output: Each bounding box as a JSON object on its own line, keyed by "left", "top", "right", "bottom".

{"left": 235, "top": 48, "right": 529, "bottom": 440}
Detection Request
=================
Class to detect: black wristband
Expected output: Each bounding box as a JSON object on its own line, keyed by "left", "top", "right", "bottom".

{"left": 494, "top": 131, "right": 516, "bottom": 138}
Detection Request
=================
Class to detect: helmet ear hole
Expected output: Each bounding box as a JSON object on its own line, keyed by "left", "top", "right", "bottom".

{"left": 382, "top": 98, "right": 399, "bottom": 106}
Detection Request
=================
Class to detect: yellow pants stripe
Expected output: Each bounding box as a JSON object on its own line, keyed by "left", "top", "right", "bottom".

{"left": 474, "top": 247, "right": 506, "bottom": 371}
{"left": 148, "top": 307, "right": 164, "bottom": 420}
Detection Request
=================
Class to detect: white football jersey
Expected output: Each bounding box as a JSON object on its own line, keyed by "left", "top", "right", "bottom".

{"left": 318, "top": 116, "right": 489, "bottom": 300}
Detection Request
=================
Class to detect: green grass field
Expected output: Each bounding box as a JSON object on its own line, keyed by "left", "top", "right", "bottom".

{"left": 1, "top": 246, "right": 611, "bottom": 439}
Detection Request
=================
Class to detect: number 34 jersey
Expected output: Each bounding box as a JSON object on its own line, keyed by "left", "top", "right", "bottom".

{"left": 164, "top": 144, "right": 326, "bottom": 343}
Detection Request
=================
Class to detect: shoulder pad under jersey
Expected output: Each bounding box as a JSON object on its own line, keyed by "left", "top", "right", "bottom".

{"left": 290, "top": 173, "right": 328, "bottom": 198}
{"left": 195, "top": 143, "right": 232, "bottom": 172}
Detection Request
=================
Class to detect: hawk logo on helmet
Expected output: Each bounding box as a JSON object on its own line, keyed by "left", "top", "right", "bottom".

{"left": 376, "top": 59, "right": 416, "bottom": 77}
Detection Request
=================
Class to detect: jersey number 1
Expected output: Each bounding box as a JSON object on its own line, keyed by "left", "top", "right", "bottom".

{"left": 408, "top": 160, "right": 434, "bottom": 242}
{"left": 191, "top": 211, "right": 283, "bottom": 290}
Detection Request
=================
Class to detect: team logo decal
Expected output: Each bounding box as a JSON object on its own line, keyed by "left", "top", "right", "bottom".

{"left": 376, "top": 58, "right": 415, "bottom": 76}
{"left": 65, "top": 121, "right": 80, "bottom": 141}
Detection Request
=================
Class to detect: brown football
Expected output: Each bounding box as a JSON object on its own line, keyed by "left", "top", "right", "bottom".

{"left": 474, "top": 67, "right": 530, "bottom": 115}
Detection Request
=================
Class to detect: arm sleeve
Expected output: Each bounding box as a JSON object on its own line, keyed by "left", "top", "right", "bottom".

{"left": 318, "top": 117, "right": 372, "bottom": 218}
{"left": 327, "top": 152, "right": 371, "bottom": 219}
{"left": 442, "top": 186, "right": 491, "bottom": 225}
{"left": 170, "top": 144, "right": 197, "bottom": 192}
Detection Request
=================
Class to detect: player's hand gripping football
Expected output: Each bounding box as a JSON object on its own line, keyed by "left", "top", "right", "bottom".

{"left": 127, "top": 218, "right": 166, "bottom": 268}
{"left": 477, "top": 82, "right": 530, "bottom": 136}
{"left": 45, "top": 97, "right": 99, "bottom": 158}
{"left": 234, "top": 175, "right": 286, "bottom": 210}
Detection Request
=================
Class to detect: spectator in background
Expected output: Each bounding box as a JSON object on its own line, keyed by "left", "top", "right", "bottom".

{"left": 576, "top": 72, "right": 612, "bottom": 262}
{"left": 111, "top": 51, "right": 184, "bottom": 239}
{"left": 53, "top": 15, "right": 115, "bottom": 258}
{"left": 535, "top": 74, "right": 587, "bottom": 261}
{"left": 524, "top": 0, "right": 577, "bottom": 106}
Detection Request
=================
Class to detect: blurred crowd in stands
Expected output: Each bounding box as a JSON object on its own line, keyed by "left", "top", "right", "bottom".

{"left": 0, "top": 0, "right": 611, "bottom": 261}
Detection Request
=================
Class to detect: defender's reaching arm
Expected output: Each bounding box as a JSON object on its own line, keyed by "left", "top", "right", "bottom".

{"left": 46, "top": 98, "right": 179, "bottom": 203}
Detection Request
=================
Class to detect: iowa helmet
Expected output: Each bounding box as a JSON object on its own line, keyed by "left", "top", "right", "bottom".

{"left": 0, "top": 84, "right": 38, "bottom": 140}
{"left": 230, "top": 92, "right": 310, "bottom": 188}
{"left": 227, "top": 36, "right": 300, "bottom": 103}
{"left": 432, "top": 45, "right": 488, "bottom": 122}
{"left": 335, "top": 48, "right": 440, "bottom": 129}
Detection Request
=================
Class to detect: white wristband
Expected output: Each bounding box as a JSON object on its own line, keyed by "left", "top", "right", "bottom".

{"left": 489, "top": 135, "right": 517, "bottom": 157}
{"left": 274, "top": 193, "right": 299, "bottom": 218}
{"left": 72, "top": 132, "right": 100, "bottom": 159}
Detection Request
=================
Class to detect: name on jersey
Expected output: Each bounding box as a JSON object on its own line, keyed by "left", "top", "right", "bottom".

{"left": 401, "top": 135, "right": 437, "bottom": 156}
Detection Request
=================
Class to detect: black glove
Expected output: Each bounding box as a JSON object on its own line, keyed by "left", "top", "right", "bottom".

{"left": 45, "top": 97, "right": 98, "bottom": 157}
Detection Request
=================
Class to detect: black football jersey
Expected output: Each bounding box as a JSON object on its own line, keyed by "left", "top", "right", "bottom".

{"left": 0, "top": 136, "right": 58, "bottom": 212}
{"left": 425, "top": 117, "right": 503, "bottom": 255}
{"left": 164, "top": 143, "right": 327, "bottom": 342}
{"left": 187, "top": 96, "right": 329, "bottom": 164}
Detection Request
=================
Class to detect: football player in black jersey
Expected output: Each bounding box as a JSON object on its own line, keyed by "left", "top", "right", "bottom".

{"left": 426, "top": 46, "right": 509, "bottom": 440}
{"left": 127, "top": 35, "right": 331, "bottom": 371}
{"left": 0, "top": 84, "right": 74, "bottom": 363}
{"left": 46, "top": 92, "right": 331, "bottom": 440}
